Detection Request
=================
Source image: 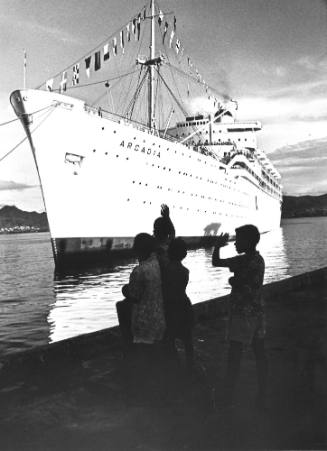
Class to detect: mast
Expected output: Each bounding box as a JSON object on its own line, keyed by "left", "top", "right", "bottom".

{"left": 148, "top": 0, "right": 155, "bottom": 129}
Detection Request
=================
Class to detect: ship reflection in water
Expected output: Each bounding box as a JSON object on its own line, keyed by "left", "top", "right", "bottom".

{"left": 48, "top": 227, "right": 288, "bottom": 343}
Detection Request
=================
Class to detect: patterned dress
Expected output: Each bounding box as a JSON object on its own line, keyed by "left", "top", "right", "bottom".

{"left": 227, "top": 251, "right": 265, "bottom": 344}
{"left": 127, "top": 253, "right": 166, "bottom": 344}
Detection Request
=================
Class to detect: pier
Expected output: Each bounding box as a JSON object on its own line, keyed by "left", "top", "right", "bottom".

{"left": 0, "top": 267, "right": 326, "bottom": 450}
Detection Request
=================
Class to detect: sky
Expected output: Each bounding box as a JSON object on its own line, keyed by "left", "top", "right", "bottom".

{"left": 1, "top": 0, "right": 327, "bottom": 212}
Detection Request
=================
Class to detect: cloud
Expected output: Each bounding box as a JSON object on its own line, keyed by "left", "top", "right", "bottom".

{"left": 0, "top": 180, "right": 37, "bottom": 191}
{"left": 0, "top": 14, "right": 80, "bottom": 44}
{"left": 269, "top": 137, "right": 327, "bottom": 195}
{"left": 275, "top": 66, "right": 287, "bottom": 78}
{"left": 237, "top": 95, "right": 327, "bottom": 124}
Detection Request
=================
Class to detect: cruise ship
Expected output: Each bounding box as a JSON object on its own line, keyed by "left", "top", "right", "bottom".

{"left": 10, "top": 1, "right": 282, "bottom": 269}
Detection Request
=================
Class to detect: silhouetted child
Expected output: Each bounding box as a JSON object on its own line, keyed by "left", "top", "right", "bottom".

{"left": 212, "top": 225, "right": 267, "bottom": 408}
{"left": 153, "top": 203, "right": 175, "bottom": 269}
{"left": 163, "top": 237, "right": 194, "bottom": 370}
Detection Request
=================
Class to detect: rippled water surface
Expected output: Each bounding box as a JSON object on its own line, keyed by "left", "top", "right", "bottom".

{"left": 1, "top": 217, "right": 326, "bottom": 355}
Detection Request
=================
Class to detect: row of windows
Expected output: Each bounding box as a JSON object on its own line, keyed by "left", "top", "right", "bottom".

{"left": 95, "top": 126, "right": 281, "bottom": 196}
{"left": 125, "top": 197, "right": 246, "bottom": 219}
{"left": 90, "top": 147, "right": 255, "bottom": 196}
{"left": 95, "top": 135, "right": 222, "bottom": 170}
{"left": 132, "top": 180, "right": 250, "bottom": 209}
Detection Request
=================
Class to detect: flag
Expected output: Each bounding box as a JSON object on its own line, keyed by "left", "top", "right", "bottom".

{"left": 173, "top": 16, "right": 176, "bottom": 31}
{"left": 175, "top": 39, "right": 180, "bottom": 54}
{"left": 163, "top": 21, "right": 168, "bottom": 44}
{"left": 126, "top": 23, "right": 131, "bottom": 41}
{"left": 72, "top": 64, "right": 80, "bottom": 85}
{"left": 143, "top": 6, "right": 147, "bottom": 20}
{"left": 60, "top": 71, "right": 67, "bottom": 92}
{"left": 94, "top": 51, "right": 101, "bottom": 71}
{"left": 169, "top": 29, "right": 175, "bottom": 48}
{"left": 46, "top": 78, "right": 54, "bottom": 91}
{"left": 137, "top": 14, "right": 141, "bottom": 40}
{"left": 180, "top": 47, "right": 184, "bottom": 57}
{"left": 187, "top": 83, "right": 190, "bottom": 97}
{"left": 158, "top": 9, "right": 164, "bottom": 26}
{"left": 120, "top": 29, "right": 125, "bottom": 53}
{"left": 132, "top": 18, "right": 136, "bottom": 35}
{"left": 113, "top": 37, "right": 117, "bottom": 55}
{"left": 85, "top": 56, "right": 91, "bottom": 78}
{"left": 103, "top": 43, "right": 110, "bottom": 61}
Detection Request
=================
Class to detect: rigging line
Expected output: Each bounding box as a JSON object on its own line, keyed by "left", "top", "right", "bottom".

{"left": 56, "top": 68, "right": 139, "bottom": 92}
{"left": 156, "top": 69, "right": 202, "bottom": 141}
{"left": 167, "top": 62, "right": 231, "bottom": 100}
{"left": 135, "top": 72, "right": 147, "bottom": 124}
{"left": 159, "top": 43, "right": 187, "bottom": 118}
{"left": 0, "top": 106, "right": 56, "bottom": 164}
{"left": 0, "top": 117, "right": 20, "bottom": 127}
{"left": 119, "top": 15, "right": 147, "bottom": 115}
{"left": 154, "top": 66, "right": 161, "bottom": 126}
{"left": 126, "top": 69, "right": 148, "bottom": 120}
{"left": 89, "top": 65, "right": 136, "bottom": 106}
{"left": 0, "top": 135, "right": 28, "bottom": 164}
{"left": 35, "top": 4, "right": 149, "bottom": 90}
{"left": 156, "top": 69, "right": 187, "bottom": 117}
{"left": 0, "top": 103, "right": 55, "bottom": 128}
{"left": 124, "top": 66, "right": 144, "bottom": 119}
{"left": 120, "top": 18, "right": 147, "bottom": 117}
{"left": 120, "top": 66, "right": 138, "bottom": 114}
{"left": 119, "top": 33, "right": 145, "bottom": 115}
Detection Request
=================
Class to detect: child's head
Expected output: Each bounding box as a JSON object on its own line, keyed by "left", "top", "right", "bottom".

{"left": 235, "top": 224, "right": 260, "bottom": 253}
{"left": 168, "top": 237, "right": 187, "bottom": 262}
{"left": 133, "top": 233, "right": 155, "bottom": 261}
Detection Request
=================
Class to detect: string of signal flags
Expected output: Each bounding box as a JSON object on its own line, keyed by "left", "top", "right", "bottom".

{"left": 42, "top": 6, "right": 218, "bottom": 106}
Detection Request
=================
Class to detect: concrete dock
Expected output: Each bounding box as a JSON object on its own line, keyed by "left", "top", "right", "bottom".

{"left": 0, "top": 268, "right": 326, "bottom": 450}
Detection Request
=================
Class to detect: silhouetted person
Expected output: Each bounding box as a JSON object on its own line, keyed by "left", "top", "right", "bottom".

{"left": 122, "top": 233, "right": 166, "bottom": 345}
{"left": 212, "top": 225, "right": 268, "bottom": 409}
{"left": 163, "top": 238, "right": 194, "bottom": 370}
{"left": 153, "top": 204, "right": 175, "bottom": 268}
{"left": 117, "top": 232, "right": 166, "bottom": 353}
{"left": 120, "top": 233, "right": 168, "bottom": 401}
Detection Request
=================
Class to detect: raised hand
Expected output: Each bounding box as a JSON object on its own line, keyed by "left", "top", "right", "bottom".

{"left": 161, "top": 204, "right": 170, "bottom": 218}
{"left": 214, "top": 233, "right": 229, "bottom": 248}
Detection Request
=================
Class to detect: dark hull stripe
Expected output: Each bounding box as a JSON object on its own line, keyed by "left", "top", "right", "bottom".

{"left": 52, "top": 235, "right": 219, "bottom": 271}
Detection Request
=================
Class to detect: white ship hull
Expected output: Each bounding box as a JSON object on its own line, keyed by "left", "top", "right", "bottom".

{"left": 11, "top": 89, "right": 281, "bottom": 268}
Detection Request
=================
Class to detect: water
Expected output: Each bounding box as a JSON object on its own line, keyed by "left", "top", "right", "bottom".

{"left": 1, "top": 217, "right": 326, "bottom": 356}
